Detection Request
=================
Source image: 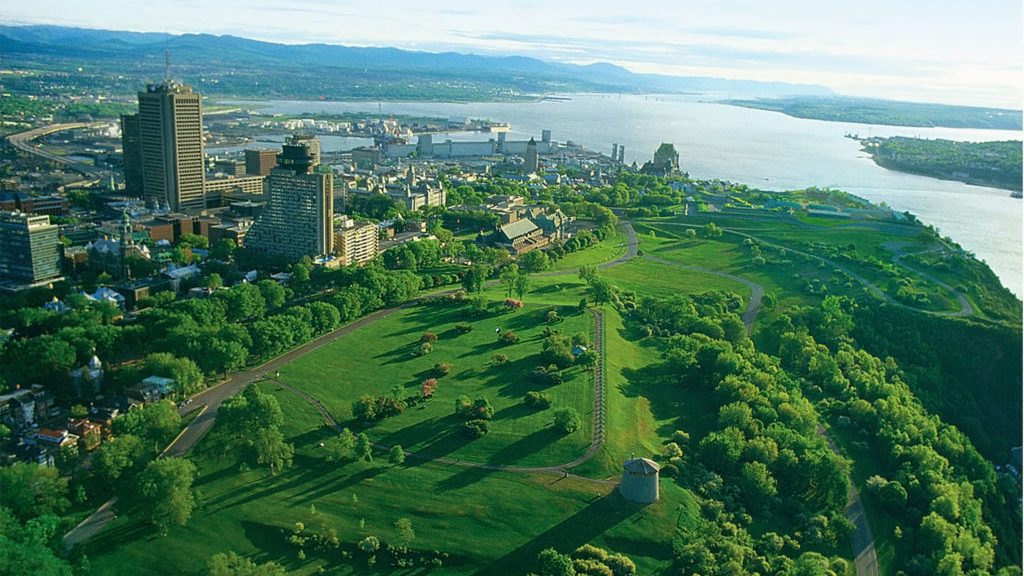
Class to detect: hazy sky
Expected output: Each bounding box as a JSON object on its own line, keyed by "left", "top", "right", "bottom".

{"left": 2, "top": 0, "right": 1022, "bottom": 107}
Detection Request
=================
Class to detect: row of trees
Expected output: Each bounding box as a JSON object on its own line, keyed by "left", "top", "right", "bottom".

{"left": 532, "top": 544, "right": 636, "bottom": 576}
{"left": 0, "top": 261, "right": 425, "bottom": 402}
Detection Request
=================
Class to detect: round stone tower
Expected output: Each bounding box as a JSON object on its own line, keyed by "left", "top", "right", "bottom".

{"left": 619, "top": 457, "right": 660, "bottom": 504}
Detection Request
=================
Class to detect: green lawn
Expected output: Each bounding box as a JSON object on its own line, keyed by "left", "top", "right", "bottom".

{"left": 645, "top": 215, "right": 968, "bottom": 314}
{"left": 85, "top": 380, "right": 696, "bottom": 576}
{"left": 633, "top": 221, "right": 826, "bottom": 310}
{"left": 604, "top": 258, "right": 752, "bottom": 302}
{"left": 572, "top": 310, "right": 674, "bottom": 478}
{"left": 548, "top": 226, "right": 627, "bottom": 271}
{"left": 278, "top": 300, "right": 596, "bottom": 468}
{"left": 86, "top": 209, "right": 965, "bottom": 575}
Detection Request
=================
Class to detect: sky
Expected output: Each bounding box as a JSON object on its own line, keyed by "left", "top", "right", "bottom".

{"left": 2, "top": 0, "right": 1022, "bottom": 108}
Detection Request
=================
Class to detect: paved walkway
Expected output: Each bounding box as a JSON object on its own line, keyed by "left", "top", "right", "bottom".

{"left": 819, "top": 425, "right": 879, "bottom": 576}
{"left": 269, "top": 309, "right": 615, "bottom": 484}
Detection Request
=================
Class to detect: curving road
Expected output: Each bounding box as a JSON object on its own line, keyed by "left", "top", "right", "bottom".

{"left": 7, "top": 123, "right": 108, "bottom": 177}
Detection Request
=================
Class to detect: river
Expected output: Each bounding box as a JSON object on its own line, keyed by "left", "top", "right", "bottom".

{"left": 221, "top": 94, "right": 1022, "bottom": 297}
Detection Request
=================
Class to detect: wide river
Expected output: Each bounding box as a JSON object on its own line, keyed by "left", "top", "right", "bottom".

{"left": 224, "top": 93, "right": 1023, "bottom": 297}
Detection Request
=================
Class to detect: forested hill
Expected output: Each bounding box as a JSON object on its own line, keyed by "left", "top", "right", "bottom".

{"left": 725, "top": 96, "right": 1022, "bottom": 130}
{"left": 861, "top": 137, "right": 1023, "bottom": 192}
{"left": 0, "top": 24, "right": 832, "bottom": 101}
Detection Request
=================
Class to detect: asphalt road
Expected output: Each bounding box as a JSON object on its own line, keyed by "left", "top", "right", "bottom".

{"left": 6, "top": 123, "right": 108, "bottom": 177}
{"left": 820, "top": 425, "right": 879, "bottom": 576}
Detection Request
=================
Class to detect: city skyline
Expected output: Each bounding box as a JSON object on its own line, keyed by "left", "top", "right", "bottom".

{"left": 1, "top": 0, "right": 1021, "bottom": 108}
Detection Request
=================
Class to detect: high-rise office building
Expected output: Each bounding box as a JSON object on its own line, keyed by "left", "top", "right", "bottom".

{"left": 524, "top": 137, "right": 539, "bottom": 173}
{"left": 0, "top": 212, "right": 62, "bottom": 288}
{"left": 245, "top": 149, "right": 280, "bottom": 177}
{"left": 245, "top": 136, "right": 333, "bottom": 260}
{"left": 120, "top": 114, "right": 144, "bottom": 195}
{"left": 137, "top": 81, "right": 206, "bottom": 212}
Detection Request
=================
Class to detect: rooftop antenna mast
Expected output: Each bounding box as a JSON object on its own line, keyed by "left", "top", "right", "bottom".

{"left": 163, "top": 30, "right": 171, "bottom": 84}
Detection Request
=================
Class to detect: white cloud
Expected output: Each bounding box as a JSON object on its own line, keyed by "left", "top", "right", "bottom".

{"left": 0, "top": 0, "right": 1020, "bottom": 107}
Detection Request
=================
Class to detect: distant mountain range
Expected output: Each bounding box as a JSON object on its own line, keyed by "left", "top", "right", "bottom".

{"left": 0, "top": 24, "right": 835, "bottom": 100}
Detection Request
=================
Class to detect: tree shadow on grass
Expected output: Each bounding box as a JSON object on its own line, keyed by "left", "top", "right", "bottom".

{"left": 491, "top": 402, "right": 534, "bottom": 422}
{"left": 432, "top": 463, "right": 496, "bottom": 492}
{"left": 471, "top": 492, "right": 647, "bottom": 576}
{"left": 377, "top": 414, "right": 473, "bottom": 462}
{"left": 240, "top": 520, "right": 289, "bottom": 564}
{"left": 619, "top": 361, "right": 717, "bottom": 441}
{"left": 600, "top": 533, "right": 675, "bottom": 564}
{"left": 484, "top": 426, "right": 561, "bottom": 467}
{"left": 438, "top": 326, "right": 465, "bottom": 340}
{"left": 497, "top": 309, "right": 547, "bottom": 332}
{"left": 83, "top": 517, "right": 151, "bottom": 554}
{"left": 209, "top": 461, "right": 335, "bottom": 513}
{"left": 388, "top": 305, "right": 456, "bottom": 336}
{"left": 194, "top": 456, "right": 250, "bottom": 489}
{"left": 291, "top": 463, "right": 390, "bottom": 504}
{"left": 461, "top": 339, "right": 508, "bottom": 358}
{"left": 374, "top": 344, "right": 418, "bottom": 366}
{"left": 533, "top": 282, "right": 581, "bottom": 295}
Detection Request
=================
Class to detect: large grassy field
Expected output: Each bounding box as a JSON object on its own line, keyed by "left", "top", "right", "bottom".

{"left": 632, "top": 221, "right": 828, "bottom": 310}
{"left": 644, "top": 214, "right": 968, "bottom": 313}
{"left": 279, "top": 300, "right": 596, "bottom": 468}
{"left": 85, "top": 379, "right": 698, "bottom": 576}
